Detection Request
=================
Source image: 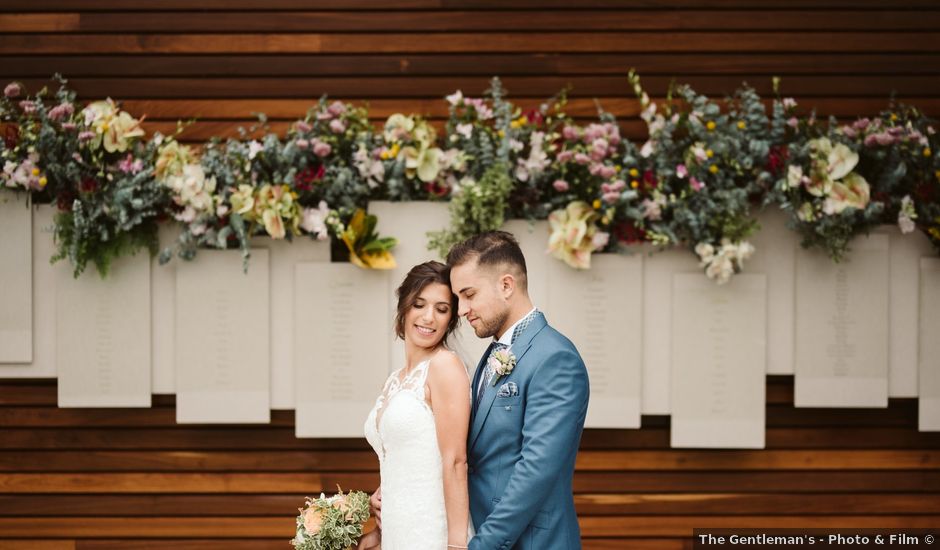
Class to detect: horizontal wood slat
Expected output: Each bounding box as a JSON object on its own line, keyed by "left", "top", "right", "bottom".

{"left": 3, "top": 33, "right": 940, "bottom": 55}
{"left": 2, "top": 11, "right": 940, "bottom": 32}
{"left": 1, "top": 0, "right": 938, "bottom": 10}
{"left": 1, "top": 471, "right": 937, "bottom": 494}
{"left": 0, "top": 450, "right": 935, "bottom": 472}
{"left": 5, "top": 55, "right": 940, "bottom": 77}
{"left": 0, "top": 516, "right": 937, "bottom": 538}
{"left": 12, "top": 76, "right": 938, "bottom": 100}
{"left": 2, "top": 493, "right": 939, "bottom": 516}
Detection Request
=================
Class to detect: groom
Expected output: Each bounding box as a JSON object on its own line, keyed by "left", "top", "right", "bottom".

{"left": 447, "top": 231, "right": 590, "bottom": 550}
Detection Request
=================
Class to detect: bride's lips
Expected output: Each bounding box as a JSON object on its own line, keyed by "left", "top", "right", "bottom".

{"left": 415, "top": 324, "right": 436, "bottom": 336}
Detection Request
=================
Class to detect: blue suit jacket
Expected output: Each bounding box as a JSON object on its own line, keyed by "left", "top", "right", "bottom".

{"left": 467, "top": 312, "right": 590, "bottom": 550}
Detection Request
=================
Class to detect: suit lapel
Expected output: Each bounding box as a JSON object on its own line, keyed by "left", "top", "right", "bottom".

{"left": 468, "top": 312, "right": 548, "bottom": 452}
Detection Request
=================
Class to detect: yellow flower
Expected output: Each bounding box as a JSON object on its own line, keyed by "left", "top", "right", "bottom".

{"left": 737, "top": 121, "right": 746, "bottom": 129}
{"left": 629, "top": 168, "right": 639, "bottom": 178}
{"left": 155, "top": 140, "right": 193, "bottom": 180}
{"left": 547, "top": 201, "right": 608, "bottom": 270}
{"left": 497, "top": 130, "right": 505, "bottom": 138}
{"left": 38, "top": 177, "right": 47, "bottom": 188}
{"left": 891, "top": 113, "right": 899, "bottom": 122}
{"left": 630, "top": 180, "right": 639, "bottom": 189}
{"left": 229, "top": 184, "right": 256, "bottom": 216}
{"left": 709, "top": 164, "right": 718, "bottom": 174}
{"left": 706, "top": 149, "right": 714, "bottom": 158}
{"left": 615, "top": 165, "right": 622, "bottom": 172}
{"left": 924, "top": 148, "right": 933, "bottom": 158}
{"left": 592, "top": 199, "right": 602, "bottom": 210}
{"left": 30, "top": 168, "right": 40, "bottom": 176}
{"left": 706, "top": 121, "right": 716, "bottom": 131}
{"left": 341, "top": 209, "right": 397, "bottom": 270}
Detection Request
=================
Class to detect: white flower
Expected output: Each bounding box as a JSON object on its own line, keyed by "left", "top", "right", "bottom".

{"left": 300, "top": 201, "right": 332, "bottom": 240}
{"left": 456, "top": 123, "right": 473, "bottom": 139}
{"left": 787, "top": 165, "right": 803, "bottom": 188}
{"left": 445, "top": 90, "right": 464, "bottom": 106}
{"left": 898, "top": 195, "right": 917, "bottom": 234}
{"left": 248, "top": 140, "right": 264, "bottom": 160}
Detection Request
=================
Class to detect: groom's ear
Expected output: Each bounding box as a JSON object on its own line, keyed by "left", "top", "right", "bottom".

{"left": 499, "top": 272, "right": 517, "bottom": 299}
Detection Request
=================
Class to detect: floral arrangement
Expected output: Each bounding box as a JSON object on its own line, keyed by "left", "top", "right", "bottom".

{"left": 158, "top": 100, "right": 394, "bottom": 271}
{"left": 291, "top": 488, "right": 371, "bottom": 550}
{"left": 771, "top": 97, "right": 937, "bottom": 261}
{"left": 628, "top": 71, "right": 774, "bottom": 283}
{"left": 2, "top": 76, "right": 169, "bottom": 277}
{"left": 3, "top": 72, "right": 939, "bottom": 283}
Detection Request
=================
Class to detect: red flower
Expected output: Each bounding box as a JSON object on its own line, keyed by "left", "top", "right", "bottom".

{"left": 524, "top": 109, "right": 544, "bottom": 127}
{"left": 766, "top": 145, "right": 789, "bottom": 177}
{"left": 3, "top": 124, "right": 18, "bottom": 149}
{"left": 614, "top": 221, "right": 646, "bottom": 244}
{"left": 426, "top": 179, "right": 450, "bottom": 198}
{"left": 56, "top": 191, "right": 75, "bottom": 211}
{"left": 79, "top": 177, "right": 98, "bottom": 194}
{"left": 642, "top": 170, "right": 658, "bottom": 190}
{"left": 294, "top": 164, "right": 325, "bottom": 192}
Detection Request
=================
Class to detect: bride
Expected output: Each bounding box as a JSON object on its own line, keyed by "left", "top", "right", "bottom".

{"left": 359, "top": 261, "right": 473, "bottom": 550}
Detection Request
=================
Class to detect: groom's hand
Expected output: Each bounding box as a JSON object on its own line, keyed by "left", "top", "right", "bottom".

{"left": 370, "top": 486, "right": 382, "bottom": 528}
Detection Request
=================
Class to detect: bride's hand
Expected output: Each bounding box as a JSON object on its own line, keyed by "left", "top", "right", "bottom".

{"left": 356, "top": 528, "right": 381, "bottom": 549}
{"left": 370, "top": 486, "right": 382, "bottom": 528}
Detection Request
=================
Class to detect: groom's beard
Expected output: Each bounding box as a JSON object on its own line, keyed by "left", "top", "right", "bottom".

{"left": 473, "top": 309, "right": 509, "bottom": 339}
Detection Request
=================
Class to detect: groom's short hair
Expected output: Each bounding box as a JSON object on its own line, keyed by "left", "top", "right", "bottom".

{"left": 446, "top": 231, "right": 528, "bottom": 292}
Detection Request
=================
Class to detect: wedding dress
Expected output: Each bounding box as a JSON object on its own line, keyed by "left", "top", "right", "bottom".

{"left": 365, "top": 358, "right": 472, "bottom": 549}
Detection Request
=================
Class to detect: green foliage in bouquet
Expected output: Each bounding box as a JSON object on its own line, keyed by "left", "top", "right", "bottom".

{"left": 428, "top": 162, "right": 513, "bottom": 257}
{"left": 291, "top": 489, "right": 371, "bottom": 550}
{"left": 629, "top": 70, "right": 773, "bottom": 283}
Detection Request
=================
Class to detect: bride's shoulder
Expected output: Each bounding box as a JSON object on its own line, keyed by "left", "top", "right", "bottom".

{"left": 427, "top": 349, "right": 469, "bottom": 383}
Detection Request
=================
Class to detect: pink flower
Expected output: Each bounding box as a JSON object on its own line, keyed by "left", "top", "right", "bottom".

{"left": 853, "top": 118, "right": 871, "bottom": 131}
{"left": 296, "top": 139, "right": 310, "bottom": 150}
{"left": 599, "top": 165, "right": 616, "bottom": 179}
{"left": 78, "top": 131, "right": 96, "bottom": 142}
{"left": 553, "top": 179, "right": 570, "bottom": 192}
{"left": 62, "top": 122, "right": 76, "bottom": 131}
{"left": 591, "top": 231, "right": 610, "bottom": 250}
{"left": 327, "top": 101, "right": 346, "bottom": 117}
{"left": 562, "top": 126, "right": 580, "bottom": 141}
{"left": 602, "top": 192, "right": 620, "bottom": 204}
{"left": 313, "top": 140, "right": 332, "bottom": 158}
{"left": 48, "top": 103, "right": 74, "bottom": 122}
{"left": 329, "top": 119, "right": 346, "bottom": 134}
{"left": 864, "top": 133, "right": 895, "bottom": 147}
{"left": 782, "top": 97, "right": 797, "bottom": 110}
{"left": 295, "top": 120, "right": 312, "bottom": 133}
{"left": 4, "top": 82, "right": 21, "bottom": 98}
{"left": 690, "top": 177, "right": 705, "bottom": 191}
{"left": 18, "top": 100, "right": 36, "bottom": 114}
{"left": 676, "top": 164, "right": 688, "bottom": 178}
{"left": 118, "top": 154, "right": 143, "bottom": 174}
{"left": 556, "top": 150, "right": 574, "bottom": 163}
{"left": 574, "top": 153, "right": 591, "bottom": 165}
{"left": 787, "top": 117, "right": 799, "bottom": 129}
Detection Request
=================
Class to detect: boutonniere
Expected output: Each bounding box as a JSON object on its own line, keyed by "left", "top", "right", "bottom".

{"left": 488, "top": 348, "right": 516, "bottom": 386}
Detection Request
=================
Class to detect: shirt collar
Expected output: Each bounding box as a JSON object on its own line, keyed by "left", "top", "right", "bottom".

{"left": 495, "top": 307, "right": 537, "bottom": 346}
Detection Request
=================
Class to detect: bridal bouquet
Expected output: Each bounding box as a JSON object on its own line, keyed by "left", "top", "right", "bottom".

{"left": 291, "top": 488, "right": 371, "bottom": 550}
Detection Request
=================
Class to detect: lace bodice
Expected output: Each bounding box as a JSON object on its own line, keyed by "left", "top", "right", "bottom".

{"left": 364, "top": 358, "right": 447, "bottom": 549}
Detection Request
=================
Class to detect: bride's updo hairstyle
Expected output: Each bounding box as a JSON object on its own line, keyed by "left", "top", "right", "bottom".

{"left": 395, "top": 260, "right": 460, "bottom": 347}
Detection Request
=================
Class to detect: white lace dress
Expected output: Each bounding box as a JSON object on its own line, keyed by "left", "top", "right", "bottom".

{"left": 364, "top": 359, "right": 448, "bottom": 549}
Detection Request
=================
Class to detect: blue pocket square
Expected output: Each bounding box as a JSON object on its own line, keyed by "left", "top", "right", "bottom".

{"left": 496, "top": 382, "right": 519, "bottom": 398}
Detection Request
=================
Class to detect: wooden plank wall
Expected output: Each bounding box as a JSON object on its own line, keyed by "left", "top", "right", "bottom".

{"left": 1, "top": 1, "right": 939, "bottom": 548}
{"left": 0, "top": 378, "right": 938, "bottom": 549}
